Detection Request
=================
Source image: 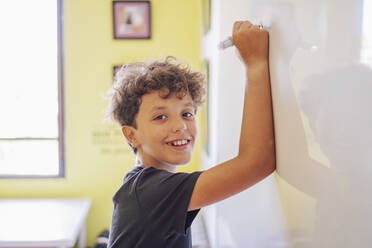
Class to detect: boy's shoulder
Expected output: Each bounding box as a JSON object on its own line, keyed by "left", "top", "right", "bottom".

{"left": 123, "top": 166, "right": 201, "bottom": 188}
{"left": 115, "top": 166, "right": 202, "bottom": 205}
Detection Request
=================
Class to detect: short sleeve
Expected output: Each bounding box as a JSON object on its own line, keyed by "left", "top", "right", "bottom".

{"left": 136, "top": 168, "right": 202, "bottom": 235}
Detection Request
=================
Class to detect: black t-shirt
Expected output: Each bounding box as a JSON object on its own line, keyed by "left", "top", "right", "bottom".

{"left": 108, "top": 166, "right": 203, "bottom": 248}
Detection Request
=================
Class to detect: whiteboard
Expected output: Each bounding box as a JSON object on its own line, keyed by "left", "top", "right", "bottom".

{"left": 201, "top": 0, "right": 372, "bottom": 247}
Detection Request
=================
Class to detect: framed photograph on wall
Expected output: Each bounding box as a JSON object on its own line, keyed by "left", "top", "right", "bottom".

{"left": 113, "top": 1, "right": 151, "bottom": 39}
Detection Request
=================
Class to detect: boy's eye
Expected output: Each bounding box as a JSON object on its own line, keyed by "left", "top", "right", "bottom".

{"left": 183, "top": 112, "right": 194, "bottom": 118}
{"left": 154, "top": 115, "right": 166, "bottom": 120}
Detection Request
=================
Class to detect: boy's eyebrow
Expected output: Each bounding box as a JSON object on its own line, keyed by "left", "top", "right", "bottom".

{"left": 150, "top": 102, "right": 194, "bottom": 112}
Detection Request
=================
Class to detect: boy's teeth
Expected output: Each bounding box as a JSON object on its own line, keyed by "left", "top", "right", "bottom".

{"left": 170, "top": 139, "right": 188, "bottom": 146}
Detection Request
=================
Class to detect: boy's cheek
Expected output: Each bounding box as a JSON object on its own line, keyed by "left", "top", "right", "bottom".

{"left": 191, "top": 122, "right": 198, "bottom": 135}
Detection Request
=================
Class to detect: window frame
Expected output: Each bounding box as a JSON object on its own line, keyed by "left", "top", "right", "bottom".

{"left": 0, "top": 0, "right": 65, "bottom": 179}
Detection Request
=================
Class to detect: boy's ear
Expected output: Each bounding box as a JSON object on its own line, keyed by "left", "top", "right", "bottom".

{"left": 121, "top": 125, "right": 138, "bottom": 148}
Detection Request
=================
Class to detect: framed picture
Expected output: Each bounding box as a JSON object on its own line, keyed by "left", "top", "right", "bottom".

{"left": 113, "top": 1, "right": 151, "bottom": 39}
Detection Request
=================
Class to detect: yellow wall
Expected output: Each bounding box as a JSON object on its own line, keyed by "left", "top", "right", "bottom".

{"left": 0, "top": 0, "right": 202, "bottom": 245}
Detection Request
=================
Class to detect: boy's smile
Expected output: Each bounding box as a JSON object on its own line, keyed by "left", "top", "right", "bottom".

{"left": 122, "top": 89, "right": 197, "bottom": 173}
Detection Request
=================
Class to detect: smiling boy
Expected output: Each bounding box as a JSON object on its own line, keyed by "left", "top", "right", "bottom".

{"left": 106, "top": 21, "right": 275, "bottom": 247}
{"left": 124, "top": 88, "right": 198, "bottom": 172}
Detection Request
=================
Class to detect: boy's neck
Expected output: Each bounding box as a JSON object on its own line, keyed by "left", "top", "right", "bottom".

{"left": 135, "top": 156, "right": 177, "bottom": 173}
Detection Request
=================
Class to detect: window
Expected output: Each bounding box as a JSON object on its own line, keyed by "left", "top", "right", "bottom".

{"left": 0, "top": 0, "right": 64, "bottom": 178}
{"left": 361, "top": 0, "right": 372, "bottom": 65}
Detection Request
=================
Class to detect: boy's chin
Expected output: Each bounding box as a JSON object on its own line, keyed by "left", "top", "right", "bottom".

{"left": 168, "top": 157, "right": 191, "bottom": 166}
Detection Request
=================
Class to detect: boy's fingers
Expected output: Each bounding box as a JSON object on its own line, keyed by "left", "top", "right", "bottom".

{"left": 231, "top": 20, "right": 269, "bottom": 65}
{"left": 233, "top": 21, "right": 243, "bottom": 30}
{"left": 233, "top": 21, "right": 252, "bottom": 31}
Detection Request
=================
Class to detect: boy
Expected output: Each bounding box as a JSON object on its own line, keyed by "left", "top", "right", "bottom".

{"left": 106, "top": 21, "right": 275, "bottom": 247}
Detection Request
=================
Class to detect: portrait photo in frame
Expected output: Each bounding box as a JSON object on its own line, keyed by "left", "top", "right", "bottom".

{"left": 113, "top": 1, "right": 151, "bottom": 39}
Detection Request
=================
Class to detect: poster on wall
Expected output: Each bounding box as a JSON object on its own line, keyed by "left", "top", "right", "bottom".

{"left": 113, "top": 1, "right": 151, "bottom": 39}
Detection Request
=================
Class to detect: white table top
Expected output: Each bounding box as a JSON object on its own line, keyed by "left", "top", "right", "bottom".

{"left": 0, "top": 198, "right": 91, "bottom": 247}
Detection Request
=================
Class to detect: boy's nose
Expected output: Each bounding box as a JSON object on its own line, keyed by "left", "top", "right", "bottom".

{"left": 172, "top": 118, "right": 187, "bottom": 133}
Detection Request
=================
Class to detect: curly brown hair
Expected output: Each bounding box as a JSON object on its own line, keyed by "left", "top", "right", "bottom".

{"left": 104, "top": 56, "right": 206, "bottom": 154}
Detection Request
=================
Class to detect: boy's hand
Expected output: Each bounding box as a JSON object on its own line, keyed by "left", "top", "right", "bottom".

{"left": 232, "top": 21, "right": 269, "bottom": 66}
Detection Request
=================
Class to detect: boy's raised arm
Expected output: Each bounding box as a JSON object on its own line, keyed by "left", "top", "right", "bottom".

{"left": 188, "top": 21, "right": 275, "bottom": 211}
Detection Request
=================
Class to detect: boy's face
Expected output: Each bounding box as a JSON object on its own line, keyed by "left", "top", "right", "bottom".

{"left": 124, "top": 89, "right": 197, "bottom": 172}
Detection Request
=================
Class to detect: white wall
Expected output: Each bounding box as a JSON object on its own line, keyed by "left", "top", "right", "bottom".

{"left": 201, "top": 0, "right": 372, "bottom": 247}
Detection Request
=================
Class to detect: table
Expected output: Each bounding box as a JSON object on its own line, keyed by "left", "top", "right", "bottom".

{"left": 0, "top": 198, "right": 91, "bottom": 248}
